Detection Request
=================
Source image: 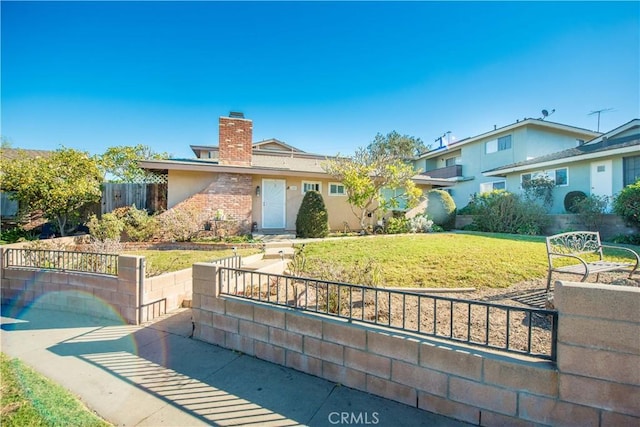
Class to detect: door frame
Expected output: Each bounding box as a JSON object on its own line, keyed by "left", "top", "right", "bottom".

{"left": 261, "top": 178, "right": 286, "bottom": 229}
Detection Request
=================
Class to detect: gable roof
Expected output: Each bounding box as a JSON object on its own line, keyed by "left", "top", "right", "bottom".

{"left": 484, "top": 119, "right": 640, "bottom": 176}
{"left": 190, "top": 138, "right": 305, "bottom": 158}
{"left": 416, "top": 118, "right": 600, "bottom": 160}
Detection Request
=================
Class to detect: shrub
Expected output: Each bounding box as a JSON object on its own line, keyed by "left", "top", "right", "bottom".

{"left": 613, "top": 179, "right": 640, "bottom": 228}
{"left": 120, "top": 205, "right": 158, "bottom": 242}
{"left": 0, "top": 226, "right": 37, "bottom": 244}
{"left": 296, "top": 190, "right": 329, "bottom": 238}
{"left": 522, "top": 175, "right": 555, "bottom": 209}
{"left": 425, "top": 190, "right": 457, "bottom": 230}
{"left": 408, "top": 214, "right": 435, "bottom": 233}
{"left": 87, "top": 213, "right": 124, "bottom": 241}
{"left": 469, "top": 190, "right": 549, "bottom": 235}
{"left": 156, "top": 206, "right": 206, "bottom": 242}
{"left": 572, "top": 194, "right": 609, "bottom": 231}
{"left": 564, "top": 191, "right": 587, "bottom": 213}
{"left": 384, "top": 216, "right": 409, "bottom": 234}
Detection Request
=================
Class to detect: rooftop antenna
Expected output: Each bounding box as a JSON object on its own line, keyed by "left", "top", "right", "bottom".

{"left": 540, "top": 109, "right": 555, "bottom": 120}
{"left": 588, "top": 108, "right": 614, "bottom": 132}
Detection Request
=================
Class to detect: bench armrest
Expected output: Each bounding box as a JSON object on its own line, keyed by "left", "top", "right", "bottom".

{"left": 548, "top": 252, "right": 590, "bottom": 271}
{"left": 600, "top": 244, "right": 640, "bottom": 271}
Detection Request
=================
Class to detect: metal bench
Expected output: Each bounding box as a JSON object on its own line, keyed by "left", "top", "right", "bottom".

{"left": 546, "top": 231, "right": 639, "bottom": 291}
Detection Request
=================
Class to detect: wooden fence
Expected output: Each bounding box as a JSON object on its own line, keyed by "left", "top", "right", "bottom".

{"left": 101, "top": 183, "right": 166, "bottom": 214}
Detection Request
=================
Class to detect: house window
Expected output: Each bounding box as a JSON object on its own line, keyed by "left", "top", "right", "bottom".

{"left": 480, "top": 180, "right": 506, "bottom": 193}
{"left": 380, "top": 187, "right": 409, "bottom": 210}
{"left": 302, "top": 181, "right": 321, "bottom": 194}
{"left": 445, "top": 156, "right": 461, "bottom": 167}
{"left": 623, "top": 155, "right": 640, "bottom": 186}
{"left": 520, "top": 168, "right": 568, "bottom": 187}
{"left": 485, "top": 135, "right": 512, "bottom": 154}
{"left": 329, "top": 183, "right": 346, "bottom": 196}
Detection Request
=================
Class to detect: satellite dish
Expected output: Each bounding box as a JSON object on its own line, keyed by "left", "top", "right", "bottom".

{"left": 542, "top": 109, "right": 549, "bottom": 118}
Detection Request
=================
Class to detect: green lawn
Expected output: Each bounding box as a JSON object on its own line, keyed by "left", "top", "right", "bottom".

{"left": 0, "top": 353, "right": 111, "bottom": 426}
{"left": 296, "top": 232, "right": 640, "bottom": 289}
{"left": 126, "top": 247, "right": 262, "bottom": 277}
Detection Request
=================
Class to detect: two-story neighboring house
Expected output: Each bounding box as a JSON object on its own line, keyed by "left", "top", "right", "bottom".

{"left": 483, "top": 119, "right": 640, "bottom": 213}
{"left": 414, "top": 119, "right": 601, "bottom": 210}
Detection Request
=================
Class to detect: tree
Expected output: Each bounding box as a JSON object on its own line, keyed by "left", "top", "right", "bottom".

{"left": 322, "top": 131, "right": 426, "bottom": 230}
{"left": 99, "top": 144, "right": 169, "bottom": 183}
{"left": 0, "top": 148, "right": 103, "bottom": 236}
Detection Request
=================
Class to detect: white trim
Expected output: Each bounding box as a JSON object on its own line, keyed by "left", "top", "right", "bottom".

{"left": 520, "top": 167, "right": 569, "bottom": 188}
{"left": 302, "top": 181, "right": 322, "bottom": 194}
{"left": 480, "top": 180, "right": 506, "bottom": 193}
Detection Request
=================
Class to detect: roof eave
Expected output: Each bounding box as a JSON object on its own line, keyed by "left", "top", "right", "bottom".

{"left": 483, "top": 144, "right": 640, "bottom": 176}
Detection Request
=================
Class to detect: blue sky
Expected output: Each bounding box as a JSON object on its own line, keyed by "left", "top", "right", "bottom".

{"left": 2, "top": 1, "right": 639, "bottom": 159}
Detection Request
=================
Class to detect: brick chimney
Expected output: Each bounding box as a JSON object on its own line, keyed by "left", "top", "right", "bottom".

{"left": 218, "top": 112, "right": 253, "bottom": 166}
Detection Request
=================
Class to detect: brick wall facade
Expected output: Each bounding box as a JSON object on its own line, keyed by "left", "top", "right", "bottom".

{"left": 218, "top": 115, "right": 253, "bottom": 166}
{"left": 168, "top": 173, "right": 253, "bottom": 234}
{"left": 160, "top": 114, "right": 255, "bottom": 234}
{"left": 192, "top": 263, "right": 640, "bottom": 426}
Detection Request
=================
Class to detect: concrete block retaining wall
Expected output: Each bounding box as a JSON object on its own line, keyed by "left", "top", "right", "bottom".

{"left": 192, "top": 262, "right": 640, "bottom": 426}
{"left": 0, "top": 248, "right": 191, "bottom": 324}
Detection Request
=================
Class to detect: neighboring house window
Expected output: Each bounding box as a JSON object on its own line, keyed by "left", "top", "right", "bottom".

{"left": 623, "top": 155, "right": 640, "bottom": 186}
{"left": 485, "top": 135, "right": 512, "bottom": 154}
{"left": 520, "top": 168, "right": 568, "bottom": 187}
{"left": 302, "top": 181, "right": 321, "bottom": 193}
{"left": 445, "top": 156, "right": 461, "bottom": 167}
{"left": 380, "top": 188, "right": 409, "bottom": 210}
{"left": 329, "top": 182, "right": 346, "bottom": 196}
{"left": 480, "top": 180, "right": 506, "bottom": 193}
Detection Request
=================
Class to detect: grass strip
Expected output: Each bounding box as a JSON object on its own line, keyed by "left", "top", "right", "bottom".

{"left": 0, "top": 353, "right": 111, "bottom": 427}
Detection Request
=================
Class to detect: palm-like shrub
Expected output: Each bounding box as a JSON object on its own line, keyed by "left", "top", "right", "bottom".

{"left": 425, "top": 190, "right": 457, "bottom": 230}
{"left": 296, "top": 191, "right": 329, "bottom": 238}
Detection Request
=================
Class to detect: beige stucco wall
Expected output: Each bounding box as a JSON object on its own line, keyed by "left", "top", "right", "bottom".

{"left": 251, "top": 175, "right": 434, "bottom": 232}
{"left": 252, "top": 175, "right": 356, "bottom": 231}
{"left": 167, "top": 170, "right": 216, "bottom": 209}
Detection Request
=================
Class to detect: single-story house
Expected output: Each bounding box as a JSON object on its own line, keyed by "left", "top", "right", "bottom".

{"left": 138, "top": 112, "right": 453, "bottom": 234}
{"left": 483, "top": 119, "right": 640, "bottom": 213}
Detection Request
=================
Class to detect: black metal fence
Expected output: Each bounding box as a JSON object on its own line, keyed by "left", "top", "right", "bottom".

{"left": 3, "top": 248, "right": 118, "bottom": 276}
{"left": 210, "top": 254, "right": 242, "bottom": 269}
{"left": 218, "top": 267, "right": 558, "bottom": 361}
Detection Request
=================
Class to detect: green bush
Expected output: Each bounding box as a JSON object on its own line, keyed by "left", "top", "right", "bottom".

{"left": 469, "top": 190, "right": 549, "bottom": 235}
{"left": 296, "top": 190, "right": 329, "bottom": 238}
{"left": 120, "top": 205, "right": 158, "bottom": 242}
{"left": 87, "top": 213, "right": 124, "bottom": 241}
{"left": 0, "top": 226, "right": 37, "bottom": 244}
{"left": 613, "top": 179, "right": 640, "bottom": 228}
{"left": 564, "top": 191, "right": 587, "bottom": 213}
{"left": 385, "top": 216, "right": 409, "bottom": 234}
{"left": 425, "top": 190, "right": 457, "bottom": 230}
{"left": 572, "top": 194, "right": 609, "bottom": 231}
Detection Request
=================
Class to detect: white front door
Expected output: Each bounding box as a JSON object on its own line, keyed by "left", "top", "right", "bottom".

{"left": 262, "top": 179, "right": 286, "bottom": 229}
{"left": 590, "top": 160, "right": 613, "bottom": 210}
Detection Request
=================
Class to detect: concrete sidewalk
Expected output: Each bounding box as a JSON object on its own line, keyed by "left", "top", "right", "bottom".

{"left": 1, "top": 304, "right": 471, "bottom": 427}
